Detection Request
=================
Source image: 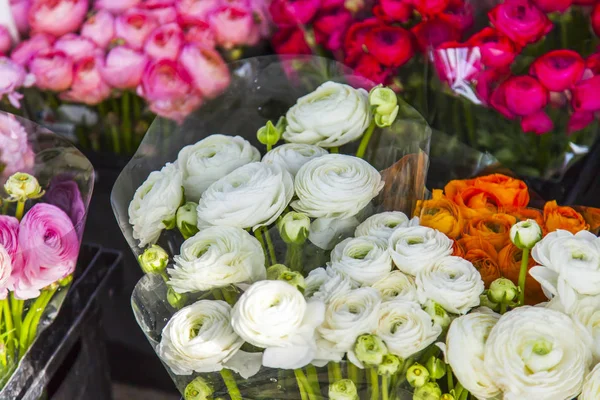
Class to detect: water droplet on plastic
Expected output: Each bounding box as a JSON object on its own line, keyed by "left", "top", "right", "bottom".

{"left": 270, "top": 378, "right": 277, "bottom": 383}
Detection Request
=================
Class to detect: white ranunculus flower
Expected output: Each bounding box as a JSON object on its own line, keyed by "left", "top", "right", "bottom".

{"left": 318, "top": 288, "right": 381, "bottom": 352}
{"left": 446, "top": 309, "right": 502, "bottom": 400}
{"left": 416, "top": 256, "right": 484, "bottom": 315}
{"left": 292, "top": 154, "right": 384, "bottom": 220}
{"left": 329, "top": 236, "right": 392, "bottom": 286}
{"left": 484, "top": 306, "right": 592, "bottom": 400}
{"left": 167, "top": 226, "right": 266, "bottom": 293}
{"left": 196, "top": 162, "right": 294, "bottom": 231}
{"left": 129, "top": 163, "right": 183, "bottom": 248}
{"left": 580, "top": 363, "right": 600, "bottom": 400}
{"left": 371, "top": 271, "right": 417, "bottom": 302}
{"left": 283, "top": 81, "right": 371, "bottom": 148}
{"left": 311, "top": 267, "right": 356, "bottom": 303}
{"left": 262, "top": 143, "right": 328, "bottom": 177}
{"left": 158, "top": 300, "right": 244, "bottom": 375}
{"left": 530, "top": 230, "right": 600, "bottom": 311}
{"left": 232, "top": 280, "right": 325, "bottom": 369}
{"left": 177, "top": 135, "right": 260, "bottom": 202}
{"left": 308, "top": 216, "right": 360, "bottom": 251}
{"left": 388, "top": 226, "right": 453, "bottom": 276}
{"left": 376, "top": 300, "right": 442, "bottom": 359}
{"left": 354, "top": 211, "right": 418, "bottom": 241}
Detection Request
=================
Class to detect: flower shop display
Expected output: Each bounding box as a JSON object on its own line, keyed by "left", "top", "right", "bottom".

{"left": 112, "top": 56, "right": 600, "bottom": 399}
{"left": 0, "top": 0, "right": 271, "bottom": 154}
{"left": 0, "top": 111, "right": 93, "bottom": 391}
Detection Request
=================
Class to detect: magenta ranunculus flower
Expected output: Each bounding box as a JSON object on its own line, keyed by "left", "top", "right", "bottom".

{"left": 532, "top": 0, "right": 573, "bottom": 13}
{"left": 521, "top": 110, "right": 553, "bottom": 135}
{"left": 0, "top": 58, "right": 35, "bottom": 108}
{"left": 467, "top": 27, "right": 517, "bottom": 70}
{"left": 269, "top": 0, "right": 321, "bottom": 27}
{"left": 488, "top": 0, "right": 552, "bottom": 47}
{"left": 176, "top": 0, "right": 220, "bottom": 22}
{"left": 115, "top": 9, "right": 159, "bottom": 50}
{"left": 0, "top": 216, "right": 20, "bottom": 299}
{"left": 99, "top": 46, "right": 148, "bottom": 89}
{"left": 54, "top": 34, "right": 100, "bottom": 62}
{"left": 95, "top": 0, "right": 141, "bottom": 14}
{"left": 144, "top": 23, "right": 183, "bottom": 61}
{"left": 0, "top": 113, "right": 35, "bottom": 176}
{"left": 0, "top": 27, "right": 12, "bottom": 55}
{"left": 209, "top": 5, "right": 259, "bottom": 49}
{"left": 572, "top": 75, "right": 600, "bottom": 112}
{"left": 29, "top": 50, "right": 74, "bottom": 92}
{"left": 502, "top": 75, "right": 549, "bottom": 117}
{"left": 180, "top": 44, "right": 230, "bottom": 98}
{"left": 81, "top": 10, "right": 115, "bottom": 49}
{"left": 313, "top": 8, "right": 353, "bottom": 52}
{"left": 10, "top": 0, "right": 32, "bottom": 35}
{"left": 60, "top": 57, "right": 111, "bottom": 105}
{"left": 29, "top": 0, "right": 88, "bottom": 37}
{"left": 180, "top": 18, "right": 216, "bottom": 48}
{"left": 568, "top": 111, "right": 594, "bottom": 133}
{"left": 11, "top": 203, "right": 79, "bottom": 300}
{"left": 10, "top": 33, "right": 54, "bottom": 66}
{"left": 45, "top": 178, "right": 86, "bottom": 229}
{"left": 530, "top": 50, "right": 585, "bottom": 92}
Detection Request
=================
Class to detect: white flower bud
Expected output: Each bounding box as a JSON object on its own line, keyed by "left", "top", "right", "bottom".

{"left": 510, "top": 219, "right": 542, "bottom": 250}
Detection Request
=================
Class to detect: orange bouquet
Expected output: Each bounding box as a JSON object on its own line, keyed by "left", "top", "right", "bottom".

{"left": 414, "top": 173, "right": 599, "bottom": 305}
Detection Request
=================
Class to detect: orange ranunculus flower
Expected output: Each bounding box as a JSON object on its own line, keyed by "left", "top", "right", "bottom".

{"left": 574, "top": 206, "right": 600, "bottom": 235}
{"left": 453, "top": 187, "right": 502, "bottom": 219}
{"left": 463, "top": 213, "right": 517, "bottom": 251}
{"left": 418, "top": 190, "right": 464, "bottom": 239}
{"left": 498, "top": 243, "right": 546, "bottom": 305}
{"left": 444, "top": 178, "right": 473, "bottom": 200}
{"left": 472, "top": 174, "right": 529, "bottom": 208}
{"left": 544, "top": 200, "right": 590, "bottom": 234}
{"left": 453, "top": 240, "right": 465, "bottom": 258}
{"left": 458, "top": 237, "right": 500, "bottom": 286}
{"left": 504, "top": 207, "right": 544, "bottom": 226}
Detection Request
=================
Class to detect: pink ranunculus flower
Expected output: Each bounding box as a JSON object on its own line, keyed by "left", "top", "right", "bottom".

{"left": 45, "top": 178, "right": 86, "bottom": 230}
{"left": 29, "top": 50, "right": 73, "bottom": 91}
{"left": 81, "top": 10, "right": 115, "bottom": 49}
{"left": 115, "top": 10, "right": 158, "bottom": 50}
{"left": 137, "top": 59, "right": 195, "bottom": 102}
{"left": 0, "top": 113, "right": 35, "bottom": 176}
{"left": 142, "top": 5, "right": 178, "bottom": 24}
{"left": 0, "top": 245, "right": 12, "bottom": 300}
{"left": 144, "top": 23, "right": 183, "bottom": 61}
{"left": 10, "top": 0, "right": 32, "bottom": 35}
{"left": 0, "top": 58, "right": 35, "bottom": 108}
{"left": 180, "top": 44, "right": 230, "bottom": 98}
{"left": 0, "top": 216, "right": 20, "bottom": 299}
{"left": 209, "top": 5, "right": 259, "bottom": 49}
{"left": 99, "top": 46, "right": 148, "bottom": 89}
{"left": 95, "top": 0, "right": 141, "bottom": 14}
{"left": 12, "top": 203, "right": 79, "bottom": 300}
{"left": 180, "top": 18, "right": 216, "bottom": 48}
{"left": 60, "top": 57, "right": 111, "bottom": 105}
{"left": 0, "top": 27, "right": 12, "bottom": 55}
{"left": 176, "top": 0, "right": 221, "bottom": 22}
{"left": 10, "top": 33, "right": 54, "bottom": 66}
{"left": 29, "top": 0, "right": 88, "bottom": 37}
{"left": 149, "top": 94, "right": 203, "bottom": 123}
{"left": 54, "top": 34, "right": 100, "bottom": 62}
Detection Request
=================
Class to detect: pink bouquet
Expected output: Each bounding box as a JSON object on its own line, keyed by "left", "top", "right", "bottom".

{"left": 1, "top": 0, "right": 270, "bottom": 154}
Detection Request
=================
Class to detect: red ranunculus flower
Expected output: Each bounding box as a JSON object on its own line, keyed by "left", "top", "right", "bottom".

{"left": 412, "top": 0, "right": 449, "bottom": 16}
{"left": 568, "top": 111, "right": 594, "bottom": 133}
{"left": 343, "top": 18, "right": 381, "bottom": 65}
{"left": 412, "top": 17, "right": 460, "bottom": 52}
{"left": 488, "top": 0, "right": 553, "bottom": 47}
{"left": 593, "top": 3, "right": 600, "bottom": 37}
{"left": 439, "top": 0, "right": 473, "bottom": 31}
{"left": 269, "top": 0, "right": 321, "bottom": 28}
{"left": 572, "top": 75, "right": 600, "bottom": 112}
{"left": 467, "top": 27, "right": 517, "bottom": 70}
{"left": 530, "top": 50, "right": 585, "bottom": 92}
{"left": 364, "top": 24, "right": 414, "bottom": 67}
{"left": 503, "top": 76, "right": 549, "bottom": 117}
{"left": 272, "top": 28, "right": 311, "bottom": 54}
{"left": 351, "top": 53, "right": 392, "bottom": 86}
{"left": 521, "top": 110, "right": 553, "bottom": 135}
{"left": 475, "top": 68, "right": 508, "bottom": 105}
{"left": 532, "top": 0, "right": 573, "bottom": 13}
{"left": 373, "top": 0, "right": 412, "bottom": 23}
{"left": 314, "top": 8, "right": 352, "bottom": 51}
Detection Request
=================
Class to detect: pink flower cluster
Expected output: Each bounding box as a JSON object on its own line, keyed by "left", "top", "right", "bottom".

{"left": 2, "top": 0, "right": 270, "bottom": 121}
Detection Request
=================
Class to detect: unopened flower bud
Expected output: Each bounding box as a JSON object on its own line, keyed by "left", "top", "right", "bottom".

{"left": 354, "top": 334, "right": 388, "bottom": 366}
{"left": 488, "top": 278, "right": 518, "bottom": 304}
{"left": 407, "top": 363, "right": 430, "bottom": 388}
{"left": 413, "top": 382, "right": 442, "bottom": 400}
{"left": 374, "top": 109, "right": 399, "bottom": 128}
{"left": 440, "top": 394, "right": 454, "bottom": 400}
{"left": 138, "top": 245, "right": 169, "bottom": 274}
{"left": 479, "top": 293, "right": 500, "bottom": 312}
{"left": 278, "top": 271, "right": 305, "bottom": 292}
{"left": 167, "top": 287, "right": 187, "bottom": 309}
{"left": 369, "top": 86, "right": 399, "bottom": 128}
{"left": 177, "top": 202, "right": 199, "bottom": 239}
{"left": 423, "top": 300, "right": 452, "bottom": 329}
{"left": 510, "top": 219, "right": 542, "bottom": 250}
{"left": 425, "top": 356, "right": 446, "bottom": 380}
{"left": 257, "top": 120, "right": 281, "bottom": 147}
{"left": 184, "top": 376, "right": 213, "bottom": 400}
{"left": 5, "top": 173, "right": 44, "bottom": 201}
{"left": 278, "top": 211, "right": 310, "bottom": 245}
{"left": 267, "top": 264, "right": 290, "bottom": 280}
{"left": 378, "top": 354, "right": 402, "bottom": 376}
{"left": 329, "top": 379, "right": 359, "bottom": 400}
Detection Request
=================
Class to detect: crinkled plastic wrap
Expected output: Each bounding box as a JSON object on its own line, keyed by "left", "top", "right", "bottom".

{"left": 0, "top": 112, "right": 94, "bottom": 393}
{"left": 111, "top": 56, "right": 431, "bottom": 397}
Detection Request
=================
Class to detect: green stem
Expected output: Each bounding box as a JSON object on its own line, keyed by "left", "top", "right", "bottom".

{"left": 10, "top": 294, "right": 23, "bottom": 338}
{"left": 253, "top": 229, "right": 268, "bottom": 263}
{"left": 381, "top": 375, "right": 388, "bottom": 400}
{"left": 518, "top": 248, "right": 530, "bottom": 306}
{"left": 462, "top": 100, "right": 475, "bottom": 147}
{"left": 15, "top": 201, "right": 25, "bottom": 221}
{"left": 2, "top": 203, "right": 8, "bottom": 215}
{"left": 0, "top": 307, "right": 6, "bottom": 368}
{"left": 329, "top": 147, "right": 339, "bottom": 154}
{"left": 287, "top": 243, "right": 303, "bottom": 273}
{"left": 1, "top": 299, "right": 13, "bottom": 363}
{"left": 267, "top": 144, "right": 272, "bottom": 152}
{"left": 220, "top": 369, "right": 242, "bottom": 400}
{"left": 447, "top": 365, "right": 454, "bottom": 392}
{"left": 212, "top": 289, "right": 224, "bottom": 301}
{"left": 348, "top": 362, "right": 359, "bottom": 384}
{"left": 26, "top": 287, "right": 58, "bottom": 350}
{"left": 295, "top": 369, "right": 309, "bottom": 400}
{"left": 122, "top": 91, "right": 132, "bottom": 154}
{"left": 500, "top": 302, "right": 507, "bottom": 315}
{"left": 369, "top": 368, "right": 379, "bottom": 400}
{"left": 295, "top": 369, "right": 316, "bottom": 400}
{"left": 328, "top": 362, "right": 343, "bottom": 382}
{"left": 263, "top": 227, "right": 277, "bottom": 265}
{"left": 98, "top": 102, "right": 121, "bottom": 154}
{"left": 305, "top": 365, "right": 322, "bottom": 399}
{"left": 355, "top": 121, "right": 376, "bottom": 159}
